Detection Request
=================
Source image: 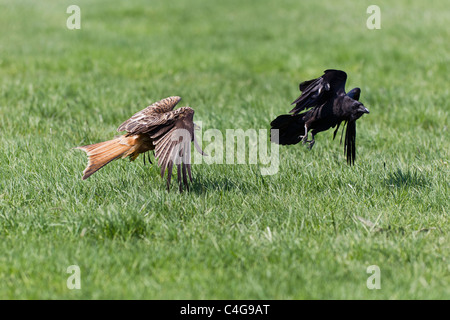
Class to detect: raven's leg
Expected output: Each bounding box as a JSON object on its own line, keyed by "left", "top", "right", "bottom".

{"left": 301, "top": 125, "right": 315, "bottom": 148}
{"left": 301, "top": 124, "right": 309, "bottom": 144}
{"left": 308, "top": 134, "right": 315, "bottom": 150}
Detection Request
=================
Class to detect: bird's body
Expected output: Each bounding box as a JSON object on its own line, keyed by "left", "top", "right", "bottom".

{"left": 77, "top": 96, "right": 205, "bottom": 191}
{"left": 271, "top": 69, "right": 369, "bottom": 164}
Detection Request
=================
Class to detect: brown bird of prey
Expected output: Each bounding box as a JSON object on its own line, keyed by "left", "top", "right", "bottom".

{"left": 77, "top": 96, "right": 206, "bottom": 191}
{"left": 270, "top": 69, "right": 369, "bottom": 164}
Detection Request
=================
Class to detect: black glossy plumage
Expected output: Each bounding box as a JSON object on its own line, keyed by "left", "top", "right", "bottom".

{"left": 271, "top": 69, "right": 369, "bottom": 165}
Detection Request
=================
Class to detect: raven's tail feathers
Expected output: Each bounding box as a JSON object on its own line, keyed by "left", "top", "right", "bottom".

{"left": 270, "top": 114, "right": 306, "bottom": 145}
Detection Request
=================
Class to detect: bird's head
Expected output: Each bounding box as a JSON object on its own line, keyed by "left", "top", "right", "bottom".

{"left": 349, "top": 101, "right": 370, "bottom": 121}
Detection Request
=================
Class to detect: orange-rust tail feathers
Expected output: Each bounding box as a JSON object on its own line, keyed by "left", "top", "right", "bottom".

{"left": 76, "top": 135, "right": 143, "bottom": 180}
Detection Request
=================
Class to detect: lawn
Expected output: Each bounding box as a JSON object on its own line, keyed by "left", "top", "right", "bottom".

{"left": 0, "top": 0, "right": 448, "bottom": 299}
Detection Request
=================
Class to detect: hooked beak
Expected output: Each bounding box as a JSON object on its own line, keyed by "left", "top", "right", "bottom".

{"left": 358, "top": 105, "right": 370, "bottom": 114}
{"left": 194, "top": 122, "right": 201, "bottom": 130}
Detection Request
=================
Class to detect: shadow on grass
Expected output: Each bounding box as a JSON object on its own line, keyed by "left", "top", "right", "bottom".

{"left": 384, "top": 168, "right": 428, "bottom": 188}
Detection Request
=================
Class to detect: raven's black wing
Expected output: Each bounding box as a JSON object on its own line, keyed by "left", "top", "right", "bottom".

{"left": 346, "top": 87, "right": 361, "bottom": 101}
{"left": 344, "top": 120, "right": 356, "bottom": 165}
{"left": 290, "top": 69, "right": 347, "bottom": 114}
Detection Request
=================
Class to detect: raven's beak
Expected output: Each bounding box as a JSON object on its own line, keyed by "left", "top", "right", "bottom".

{"left": 358, "top": 105, "right": 370, "bottom": 114}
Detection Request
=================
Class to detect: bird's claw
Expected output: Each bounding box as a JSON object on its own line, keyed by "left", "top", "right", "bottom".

{"left": 300, "top": 135, "right": 315, "bottom": 149}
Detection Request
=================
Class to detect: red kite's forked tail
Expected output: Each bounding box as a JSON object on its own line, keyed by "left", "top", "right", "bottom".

{"left": 76, "top": 135, "right": 142, "bottom": 180}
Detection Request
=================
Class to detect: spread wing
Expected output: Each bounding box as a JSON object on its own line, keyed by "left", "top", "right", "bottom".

{"left": 149, "top": 107, "right": 201, "bottom": 191}
{"left": 117, "top": 96, "right": 182, "bottom": 133}
{"left": 117, "top": 96, "right": 205, "bottom": 191}
{"left": 290, "top": 69, "right": 347, "bottom": 114}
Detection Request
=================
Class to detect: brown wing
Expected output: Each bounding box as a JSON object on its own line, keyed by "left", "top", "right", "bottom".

{"left": 150, "top": 107, "right": 198, "bottom": 191}
{"left": 117, "top": 96, "right": 182, "bottom": 133}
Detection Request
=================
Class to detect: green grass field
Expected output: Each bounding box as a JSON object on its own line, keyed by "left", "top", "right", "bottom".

{"left": 0, "top": 0, "right": 448, "bottom": 299}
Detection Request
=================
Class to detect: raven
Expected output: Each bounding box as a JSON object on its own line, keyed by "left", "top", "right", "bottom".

{"left": 270, "top": 69, "right": 369, "bottom": 165}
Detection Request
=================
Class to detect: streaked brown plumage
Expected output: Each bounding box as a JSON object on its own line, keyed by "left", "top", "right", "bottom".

{"left": 77, "top": 96, "right": 206, "bottom": 191}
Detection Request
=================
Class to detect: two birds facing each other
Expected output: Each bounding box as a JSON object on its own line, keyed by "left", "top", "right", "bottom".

{"left": 77, "top": 69, "right": 370, "bottom": 191}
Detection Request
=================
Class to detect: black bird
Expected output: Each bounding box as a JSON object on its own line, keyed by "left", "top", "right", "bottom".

{"left": 270, "top": 69, "right": 369, "bottom": 164}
